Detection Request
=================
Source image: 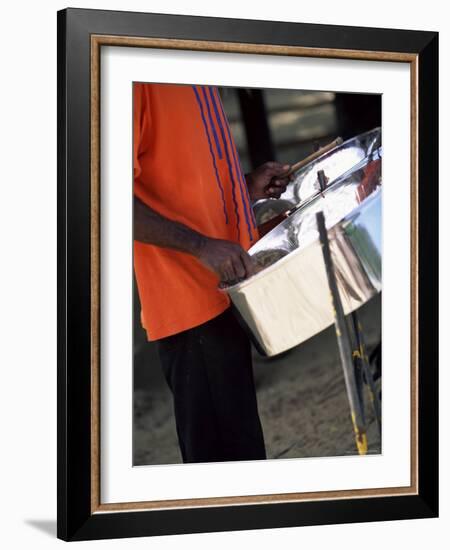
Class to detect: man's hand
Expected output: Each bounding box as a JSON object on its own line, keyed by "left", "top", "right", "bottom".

{"left": 245, "top": 161, "right": 294, "bottom": 201}
{"left": 195, "top": 237, "right": 258, "bottom": 285}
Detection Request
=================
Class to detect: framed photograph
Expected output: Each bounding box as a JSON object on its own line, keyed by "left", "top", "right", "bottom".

{"left": 57, "top": 7, "right": 438, "bottom": 541}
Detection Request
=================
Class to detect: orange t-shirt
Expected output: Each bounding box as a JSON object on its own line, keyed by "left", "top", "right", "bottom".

{"left": 133, "top": 83, "right": 258, "bottom": 340}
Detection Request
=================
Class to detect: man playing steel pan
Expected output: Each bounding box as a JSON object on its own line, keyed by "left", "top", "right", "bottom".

{"left": 133, "top": 83, "right": 292, "bottom": 463}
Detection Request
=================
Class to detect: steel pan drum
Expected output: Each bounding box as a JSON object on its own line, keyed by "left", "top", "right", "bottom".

{"left": 253, "top": 127, "right": 381, "bottom": 225}
{"left": 224, "top": 129, "right": 382, "bottom": 357}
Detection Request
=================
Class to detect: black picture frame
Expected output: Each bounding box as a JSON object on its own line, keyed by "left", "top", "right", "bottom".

{"left": 57, "top": 7, "right": 438, "bottom": 541}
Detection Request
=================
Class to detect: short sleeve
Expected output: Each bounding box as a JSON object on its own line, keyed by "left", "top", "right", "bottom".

{"left": 133, "top": 83, "right": 151, "bottom": 184}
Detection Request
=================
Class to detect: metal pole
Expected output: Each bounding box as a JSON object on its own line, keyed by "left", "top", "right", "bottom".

{"left": 351, "top": 311, "right": 382, "bottom": 437}
{"left": 351, "top": 328, "right": 366, "bottom": 429}
{"left": 316, "top": 211, "right": 368, "bottom": 455}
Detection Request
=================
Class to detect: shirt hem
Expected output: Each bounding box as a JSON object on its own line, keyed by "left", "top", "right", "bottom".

{"left": 144, "top": 298, "right": 231, "bottom": 341}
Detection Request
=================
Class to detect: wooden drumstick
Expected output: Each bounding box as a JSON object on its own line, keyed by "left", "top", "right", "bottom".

{"left": 284, "top": 137, "right": 343, "bottom": 176}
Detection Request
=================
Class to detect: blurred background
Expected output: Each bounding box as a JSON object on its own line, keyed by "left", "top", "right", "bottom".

{"left": 133, "top": 87, "right": 382, "bottom": 466}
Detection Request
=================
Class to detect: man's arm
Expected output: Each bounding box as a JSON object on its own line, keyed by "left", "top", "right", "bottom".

{"left": 134, "top": 196, "right": 257, "bottom": 284}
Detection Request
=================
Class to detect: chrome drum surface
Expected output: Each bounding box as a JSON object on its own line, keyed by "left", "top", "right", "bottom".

{"left": 224, "top": 138, "right": 382, "bottom": 357}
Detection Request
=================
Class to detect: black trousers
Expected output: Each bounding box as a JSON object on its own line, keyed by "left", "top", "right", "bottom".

{"left": 156, "top": 307, "right": 266, "bottom": 463}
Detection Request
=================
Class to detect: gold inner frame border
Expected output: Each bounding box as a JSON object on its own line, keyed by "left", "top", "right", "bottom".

{"left": 89, "top": 34, "right": 419, "bottom": 514}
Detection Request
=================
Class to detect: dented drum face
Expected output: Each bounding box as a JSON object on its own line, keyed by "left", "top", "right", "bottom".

{"left": 253, "top": 127, "right": 381, "bottom": 225}
{"left": 286, "top": 126, "right": 381, "bottom": 205}
{"left": 224, "top": 145, "right": 382, "bottom": 357}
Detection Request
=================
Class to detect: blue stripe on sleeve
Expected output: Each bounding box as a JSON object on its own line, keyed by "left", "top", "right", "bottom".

{"left": 191, "top": 86, "right": 229, "bottom": 224}
{"left": 201, "top": 87, "right": 223, "bottom": 160}
{"left": 236, "top": 160, "right": 257, "bottom": 229}
{"left": 207, "top": 86, "right": 245, "bottom": 240}
{"left": 213, "top": 87, "right": 257, "bottom": 233}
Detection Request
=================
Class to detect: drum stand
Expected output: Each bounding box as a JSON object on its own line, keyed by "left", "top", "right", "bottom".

{"left": 316, "top": 211, "right": 382, "bottom": 455}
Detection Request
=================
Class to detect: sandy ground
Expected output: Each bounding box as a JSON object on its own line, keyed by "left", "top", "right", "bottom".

{"left": 133, "top": 294, "right": 381, "bottom": 465}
